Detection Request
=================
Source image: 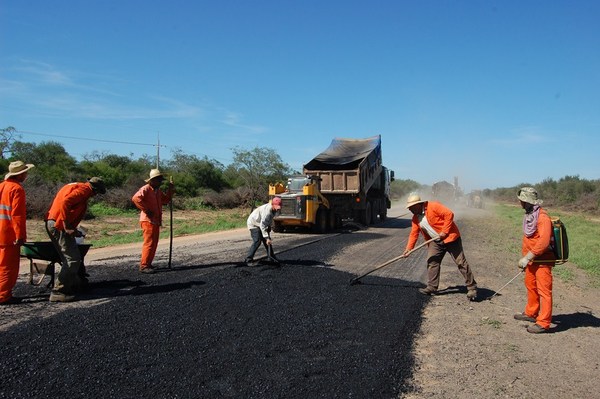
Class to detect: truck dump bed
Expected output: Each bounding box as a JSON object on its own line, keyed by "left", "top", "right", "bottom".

{"left": 303, "top": 135, "right": 382, "bottom": 194}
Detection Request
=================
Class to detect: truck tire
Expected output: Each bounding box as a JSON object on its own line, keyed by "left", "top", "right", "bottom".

{"left": 362, "top": 202, "right": 372, "bottom": 226}
{"left": 371, "top": 202, "right": 378, "bottom": 225}
{"left": 315, "top": 209, "right": 328, "bottom": 233}
{"left": 327, "top": 210, "right": 337, "bottom": 231}
{"left": 379, "top": 207, "right": 387, "bottom": 222}
{"left": 273, "top": 221, "right": 283, "bottom": 233}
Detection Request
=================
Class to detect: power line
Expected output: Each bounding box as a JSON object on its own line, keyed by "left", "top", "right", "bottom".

{"left": 14, "top": 128, "right": 235, "bottom": 164}
{"left": 17, "top": 129, "right": 156, "bottom": 147}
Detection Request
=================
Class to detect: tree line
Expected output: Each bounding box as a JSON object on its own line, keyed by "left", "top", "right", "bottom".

{"left": 486, "top": 175, "right": 600, "bottom": 214}
{"left": 3, "top": 127, "right": 598, "bottom": 218}
{"left": 1, "top": 126, "right": 296, "bottom": 219}
{"left": 393, "top": 176, "right": 600, "bottom": 215}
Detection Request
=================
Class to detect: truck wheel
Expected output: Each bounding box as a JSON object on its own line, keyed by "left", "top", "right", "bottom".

{"left": 335, "top": 214, "right": 342, "bottom": 229}
{"left": 371, "top": 203, "right": 378, "bottom": 224}
{"left": 327, "top": 210, "right": 337, "bottom": 231}
{"left": 379, "top": 208, "right": 387, "bottom": 222}
{"left": 273, "top": 221, "right": 283, "bottom": 233}
{"left": 362, "top": 202, "right": 372, "bottom": 226}
{"left": 315, "top": 209, "right": 328, "bottom": 233}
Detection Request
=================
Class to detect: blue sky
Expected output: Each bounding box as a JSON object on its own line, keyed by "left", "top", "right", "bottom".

{"left": 2, "top": 1, "right": 599, "bottom": 192}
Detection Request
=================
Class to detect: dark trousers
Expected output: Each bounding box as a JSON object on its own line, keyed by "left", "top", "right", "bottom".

{"left": 246, "top": 228, "right": 270, "bottom": 261}
{"left": 426, "top": 237, "right": 477, "bottom": 290}
{"left": 45, "top": 220, "right": 86, "bottom": 294}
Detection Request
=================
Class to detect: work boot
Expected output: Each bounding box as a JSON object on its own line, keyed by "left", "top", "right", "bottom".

{"left": 49, "top": 291, "right": 76, "bottom": 303}
{"left": 140, "top": 267, "right": 155, "bottom": 274}
{"left": 418, "top": 286, "right": 437, "bottom": 295}
{"left": 514, "top": 313, "right": 536, "bottom": 323}
{"left": 466, "top": 288, "right": 478, "bottom": 301}
{"left": 527, "top": 323, "right": 549, "bottom": 334}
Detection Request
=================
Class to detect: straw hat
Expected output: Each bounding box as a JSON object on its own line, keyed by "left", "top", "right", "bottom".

{"left": 145, "top": 169, "right": 165, "bottom": 183}
{"left": 406, "top": 193, "right": 426, "bottom": 209}
{"left": 517, "top": 187, "right": 543, "bottom": 205}
{"left": 4, "top": 160, "right": 35, "bottom": 180}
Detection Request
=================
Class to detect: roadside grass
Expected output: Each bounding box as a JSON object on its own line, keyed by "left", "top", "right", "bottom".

{"left": 479, "top": 317, "right": 502, "bottom": 329}
{"left": 25, "top": 206, "right": 249, "bottom": 248}
{"left": 493, "top": 204, "right": 600, "bottom": 284}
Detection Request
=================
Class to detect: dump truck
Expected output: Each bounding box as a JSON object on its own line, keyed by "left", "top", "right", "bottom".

{"left": 270, "top": 135, "right": 393, "bottom": 232}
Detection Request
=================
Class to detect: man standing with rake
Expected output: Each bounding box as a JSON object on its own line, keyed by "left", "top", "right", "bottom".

{"left": 132, "top": 169, "right": 174, "bottom": 274}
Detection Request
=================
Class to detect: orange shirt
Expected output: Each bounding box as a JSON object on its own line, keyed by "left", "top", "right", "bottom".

{"left": 522, "top": 207, "right": 555, "bottom": 262}
{"left": 46, "top": 182, "right": 94, "bottom": 231}
{"left": 131, "top": 184, "right": 172, "bottom": 226}
{"left": 406, "top": 201, "right": 461, "bottom": 250}
{"left": 0, "top": 180, "right": 27, "bottom": 245}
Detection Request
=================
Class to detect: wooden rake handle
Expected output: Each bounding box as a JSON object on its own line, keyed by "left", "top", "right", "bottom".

{"left": 349, "top": 237, "right": 437, "bottom": 285}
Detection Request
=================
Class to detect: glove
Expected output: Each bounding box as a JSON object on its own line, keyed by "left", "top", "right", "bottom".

{"left": 518, "top": 251, "right": 535, "bottom": 269}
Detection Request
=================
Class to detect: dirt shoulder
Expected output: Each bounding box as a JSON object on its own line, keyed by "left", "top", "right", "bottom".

{"left": 402, "top": 208, "right": 600, "bottom": 398}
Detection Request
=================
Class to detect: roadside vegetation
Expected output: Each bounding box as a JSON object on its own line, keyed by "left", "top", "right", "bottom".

{"left": 4, "top": 126, "right": 599, "bottom": 281}
{"left": 492, "top": 203, "right": 600, "bottom": 284}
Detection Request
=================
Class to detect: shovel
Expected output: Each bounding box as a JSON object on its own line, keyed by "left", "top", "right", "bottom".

{"left": 349, "top": 237, "right": 436, "bottom": 285}
{"left": 266, "top": 241, "right": 280, "bottom": 265}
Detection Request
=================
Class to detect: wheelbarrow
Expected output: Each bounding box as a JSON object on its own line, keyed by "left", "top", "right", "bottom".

{"left": 21, "top": 242, "right": 92, "bottom": 288}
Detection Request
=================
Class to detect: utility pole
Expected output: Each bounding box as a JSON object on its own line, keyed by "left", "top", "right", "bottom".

{"left": 156, "top": 133, "right": 160, "bottom": 169}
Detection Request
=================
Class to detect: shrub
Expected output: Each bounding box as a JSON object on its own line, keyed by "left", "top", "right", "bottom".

{"left": 23, "top": 177, "right": 62, "bottom": 219}
{"left": 201, "top": 188, "right": 249, "bottom": 209}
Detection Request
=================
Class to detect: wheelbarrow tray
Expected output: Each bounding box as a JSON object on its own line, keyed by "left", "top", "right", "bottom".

{"left": 21, "top": 241, "right": 92, "bottom": 261}
{"left": 22, "top": 242, "right": 93, "bottom": 288}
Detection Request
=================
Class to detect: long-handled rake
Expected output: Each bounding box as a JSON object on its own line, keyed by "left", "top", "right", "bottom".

{"left": 168, "top": 176, "right": 174, "bottom": 269}
{"left": 349, "top": 237, "right": 436, "bottom": 285}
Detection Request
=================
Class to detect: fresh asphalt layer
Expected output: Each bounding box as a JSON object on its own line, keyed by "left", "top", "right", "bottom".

{"left": 2, "top": 221, "right": 429, "bottom": 398}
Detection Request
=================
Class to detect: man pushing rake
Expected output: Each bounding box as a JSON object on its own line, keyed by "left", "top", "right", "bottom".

{"left": 350, "top": 194, "right": 478, "bottom": 301}
{"left": 403, "top": 193, "right": 478, "bottom": 301}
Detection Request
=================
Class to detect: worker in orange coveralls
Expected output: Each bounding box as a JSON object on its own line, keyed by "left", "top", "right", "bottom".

{"left": 0, "top": 161, "right": 35, "bottom": 305}
{"left": 402, "top": 193, "right": 478, "bottom": 301}
{"left": 132, "top": 169, "right": 174, "bottom": 274}
{"left": 45, "top": 177, "right": 106, "bottom": 302}
{"left": 514, "top": 187, "right": 556, "bottom": 334}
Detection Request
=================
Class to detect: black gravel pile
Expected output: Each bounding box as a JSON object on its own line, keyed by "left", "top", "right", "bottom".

{"left": 2, "top": 241, "right": 428, "bottom": 398}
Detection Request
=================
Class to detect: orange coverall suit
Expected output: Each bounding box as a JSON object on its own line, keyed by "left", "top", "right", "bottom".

{"left": 522, "top": 208, "right": 555, "bottom": 329}
{"left": 0, "top": 180, "right": 27, "bottom": 303}
{"left": 132, "top": 184, "right": 172, "bottom": 270}
{"left": 406, "top": 201, "right": 477, "bottom": 291}
{"left": 45, "top": 182, "right": 94, "bottom": 294}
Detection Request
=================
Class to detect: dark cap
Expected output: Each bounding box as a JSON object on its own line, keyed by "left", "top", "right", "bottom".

{"left": 88, "top": 177, "right": 107, "bottom": 194}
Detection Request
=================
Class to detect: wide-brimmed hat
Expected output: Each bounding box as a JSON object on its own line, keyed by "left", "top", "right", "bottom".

{"left": 87, "top": 177, "right": 107, "bottom": 194}
{"left": 517, "top": 187, "right": 543, "bottom": 205}
{"left": 145, "top": 169, "right": 165, "bottom": 183}
{"left": 406, "top": 193, "right": 426, "bottom": 209}
{"left": 4, "top": 160, "right": 35, "bottom": 180}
